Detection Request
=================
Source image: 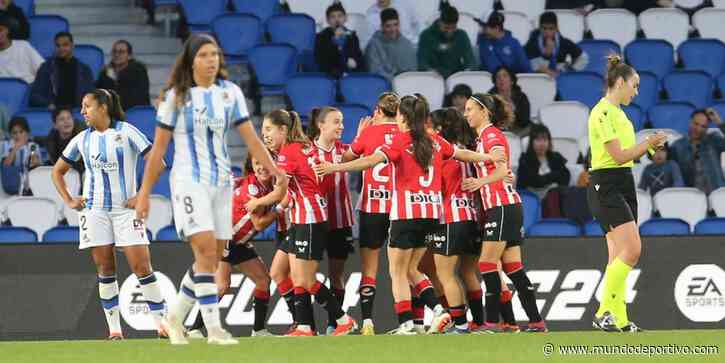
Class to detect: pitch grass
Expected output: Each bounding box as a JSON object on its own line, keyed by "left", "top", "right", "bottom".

{"left": 1, "top": 330, "right": 723, "bottom": 363}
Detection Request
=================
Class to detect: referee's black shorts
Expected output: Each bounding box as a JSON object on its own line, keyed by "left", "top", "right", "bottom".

{"left": 587, "top": 167, "right": 638, "bottom": 234}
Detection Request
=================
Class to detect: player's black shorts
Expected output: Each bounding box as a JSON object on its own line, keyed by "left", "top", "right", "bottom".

{"left": 275, "top": 227, "right": 293, "bottom": 253}
{"left": 358, "top": 212, "right": 390, "bottom": 249}
{"left": 431, "top": 221, "right": 481, "bottom": 256}
{"left": 587, "top": 167, "right": 638, "bottom": 234}
{"left": 389, "top": 219, "right": 439, "bottom": 249}
{"left": 222, "top": 241, "right": 259, "bottom": 265}
{"left": 482, "top": 204, "right": 524, "bottom": 248}
{"left": 292, "top": 222, "right": 329, "bottom": 261}
{"left": 327, "top": 227, "right": 354, "bottom": 259}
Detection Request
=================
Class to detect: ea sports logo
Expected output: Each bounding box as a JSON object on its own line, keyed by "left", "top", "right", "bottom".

{"left": 119, "top": 272, "right": 177, "bottom": 330}
{"left": 674, "top": 264, "right": 725, "bottom": 322}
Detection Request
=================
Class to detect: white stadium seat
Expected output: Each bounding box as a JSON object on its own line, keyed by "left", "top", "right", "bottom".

{"left": 566, "top": 164, "right": 584, "bottom": 186}
{"left": 394, "top": 71, "right": 446, "bottom": 109}
{"left": 501, "top": 0, "right": 545, "bottom": 25}
{"left": 551, "top": 137, "right": 580, "bottom": 166}
{"left": 449, "top": 0, "right": 494, "bottom": 17}
{"left": 445, "top": 71, "right": 493, "bottom": 94}
{"left": 708, "top": 187, "right": 725, "bottom": 217}
{"left": 693, "top": 8, "right": 725, "bottom": 43}
{"left": 503, "top": 131, "right": 522, "bottom": 168}
{"left": 500, "top": 11, "right": 532, "bottom": 44}
{"left": 28, "top": 166, "right": 81, "bottom": 211}
{"left": 539, "top": 101, "right": 589, "bottom": 140}
{"left": 457, "top": 12, "right": 481, "bottom": 47}
{"left": 413, "top": 0, "right": 442, "bottom": 27}
{"left": 340, "top": 0, "right": 376, "bottom": 15}
{"left": 148, "top": 195, "right": 173, "bottom": 238}
{"left": 285, "top": 0, "right": 334, "bottom": 28}
{"left": 547, "top": 10, "right": 584, "bottom": 43}
{"left": 346, "top": 12, "right": 373, "bottom": 48}
{"left": 7, "top": 197, "right": 59, "bottom": 237}
{"left": 63, "top": 204, "right": 79, "bottom": 226}
{"left": 639, "top": 8, "right": 690, "bottom": 50}
{"left": 715, "top": 0, "right": 725, "bottom": 8}
{"left": 586, "top": 9, "right": 637, "bottom": 50}
{"left": 517, "top": 73, "right": 556, "bottom": 119}
{"left": 674, "top": 0, "right": 704, "bottom": 8}
{"left": 653, "top": 187, "right": 708, "bottom": 230}
{"left": 636, "top": 188, "right": 653, "bottom": 224}
{"left": 632, "top": 162, "right": 645, "bottom": 188}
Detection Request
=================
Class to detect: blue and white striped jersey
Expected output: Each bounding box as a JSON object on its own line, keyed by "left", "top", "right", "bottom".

{"left": 156, "top": 80, "right": 249, "bottom": 187}
{"left": 62, "top": 121, "right": 151, "bottom": 211}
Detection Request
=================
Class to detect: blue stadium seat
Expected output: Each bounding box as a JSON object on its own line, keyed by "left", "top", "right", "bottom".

{"left": 74, "top": 45, "right": 104, "bottom": 82}
{"left": 624, "top": 39, "right": 674, "bottom": 81}
{"left": 0, "top": 226, "right": 38, "bottom": 243}
{"left": 231, "top": 0, "right": 280, "bottom": 24}
{"left": 694, "top": 218, "right": 725, "bottom": 235}
{"left": 718, "top": 74, "right": 725, "bottom": 99}
{"left": 557, "top": 71, "right": 603, "bottom": 109}
{"left": 266, "top": 14, "right": 316, "bottom": 71}
{"left": 648, "top": 101, "right": 696, "bottom": 136}
{"left": 0, "top": 78, "right": 29, "bottom": 116}
{"left": 14, "top": 0, "right": 34, "bottom": 16}
{"left": 14, "top": 109, "right": 52, "bottom": 136}
{"left": 678, "top": 39, "right": 725, "bottom": 78}
{"left": 125, "top": 106, "right": 157, "bottom": 140}
{"left": 335, "top": 103, "right": 372, "bottom": 144}
{"left": 285, "top": 73, "right": 336, "bottom": 120}
{"left": 528, "top": 219, "right": 581, "bottom": 237}
{"left": 212, "top": 13, "right": 262, "bottom": 64}
{"left": 663, "top": 70, "right": 713, "bottom": 109}
{"left": 639, "top": 218, "right": 690, "bottom": 236}
{"left": 248, "top": 43, "right": 298, "bottom": 95}
{"left": 178, "top": 0, "right": 227, "bottom": 33}
{"left": 622, "top": 104, "right": 644, "bottom": 131}
{"left": 339, "top": 73, "right": 392, "bottom": 112}
{"left": 520, "top": 190, "right": 540, "bottom": 232}
{"left": 155, "top": 225, "right": 180, "bottom": 241}
{"left": 633, "top": 71, "right": 659, "bottom": 114}
{"left": 42, "top": 226, "right": 79, "bottom": 243}
{"left": 583, "top": 220, "right": 604, "bottom": 236}
{"left": 28, "top": 15, "right": 69, "bottom": 59}
{"left": 578, "top": 40, "right": 621, "bottom": 77}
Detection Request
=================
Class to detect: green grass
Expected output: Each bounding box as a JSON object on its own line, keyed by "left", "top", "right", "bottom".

{"left": 1, "top": 331, "right": 723, "bottom": 363}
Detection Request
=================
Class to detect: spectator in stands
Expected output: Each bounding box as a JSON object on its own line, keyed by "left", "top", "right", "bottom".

{"left": 443, "top": 83, "right": 472, "bottom": 114}
{"left": 488, "top": 66, "right": 531, "bottom": 136}
{"left": 477, "top": 11, "right": 531, "bottom": 74}
{"left": 525, "top": 12, "right": 588, "bottom": 78}
{"left": 314, "top": 3, "right": 366, "bottom": 78}
{"left": 638, "top": 143, "right": 684, "bottom": 196}
{"left": 365, "top": 0, "right": 419, "bottom": 45}
{"left": 1, "top": 116, "right": 42, "bottom": 195}
{"left": 365, "top": 8, "right": 416, "bottom": 82}
{"left": 417, "top": 4, "right": 475, "bottom": 78}
{"left": 45, "top": 107, "right": 84, "bottom": 169}
{"left": 0, "top": 14, "right": 43, "bottom": 83}
{"left": 0, "top": 0, "right": 28, "bottom": 40}
{"left": 670, "top": 108, "right": 725, "bottom": 194}
{"left": 517, "top": 124, "right": 570, "bottom": 199}
{"left": 30, "top": 32, "right": 94, "bottom": 109}
{"left": 96, "top": 40, "right": 150, "bottom": 111}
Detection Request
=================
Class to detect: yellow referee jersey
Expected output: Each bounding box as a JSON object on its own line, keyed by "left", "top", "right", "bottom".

{"left": 588, "top": 97, "right": 636, "bottom": 170}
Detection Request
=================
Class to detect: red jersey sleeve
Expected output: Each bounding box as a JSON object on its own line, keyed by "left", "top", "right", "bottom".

{"left": 232, "top": 179, "right": 252, "bottom": 223}
{"left": 436, "top": 135, "right": 455, "bottom": 160}
{"left": 380, "top": 132, "right": 405, "bottom": 163}
{"left": 277, "top": 144, "right": 296, "bottom": 177}
{"left": 350, "top": 130, "right": 366, "bottom": 156}
{"left": 482, "top": 129, "right": 505, "bottom": 151}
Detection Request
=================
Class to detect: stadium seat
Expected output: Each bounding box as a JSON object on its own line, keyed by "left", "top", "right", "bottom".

{"left": 639, "top": 218, "right": 690, "bottom": 236}
{"left": 693, "top": 8, "right": 725, "bottom": 43}
{"left": 285, "top": 74, "right": 336, "bottom": 121}
{"left": 500, "top": 11, "right": 532, "bottom": 44}
{"left": 516, "top": 73, "right": 556, "bottom": 118}
{"left": 450, "top": 0, "right": 494, "bottom": 17}
{"left": 14, "top": 109, "right": 52, "bottom": 137}
{"left": 622, "top": 104, "right": 644, "bottom": 131}
{"left": 231, "top": 0, "right": 280, "bottom": 24}
{"left": 393, "top": 72, "right": 446, "bottom": 109}
{"left": 42, "top": 226, "right": 79, "bottom": 243}
{"left": 266, "top": 14, "right": 316, "bottom": 70}
{"left": 520, "top": 190, "right": 540, "bottom": 232}
{"left": 212, "top": 13, "right": 262, "bottom": 64}
{"left": 653, "top": 187, "right": 707, "bottom": 230}
{"left": 125, "top": 106, "right": 157, "bottom": 140}
{"left": 501, "top": 0, "right": 545, "bottom": 25}
{"left": 346, "top": 12, "right": 373, "bottom": 48}
{"left": 547, "top": 10, "right": 584, "bottom": 43}
{"left": 586, "top": 9, "right": 637, "bottom": 51}
{"left": 412, "top": 0, "right": 443, "bottom": 28}
{"left": 503, "top": 131, "right": 522, "bottom": 166}
{"left": 6, "top": 197, "right": 58, "bottom": 237}
{"left": 28, "top": 166, "right": 81, "bottom": 211}
{"left": 152, "top": 168, "right": 171, "bottom": 200}
{"left": 708, "top": 187, "right": 725, "bottom": 217}
{"left": 528, "top": 219, "right": 580, "bottom": 237}
{"left": 678, "top": 39, "right": 725, "bottom": 78}
{"left": 178, "top": 0, "right": 227, "bottom": 33}
{"left": 663, "top": 71, "right": 713, "bottom": 109}
{"left": 28, "top": 15, "right": 69, "bottom": 59}
{"left": 556, "top": 71, "right": 603, "bottom": 109}
{"left": 639, "top": 8, "right": 690, "bottom": 50}
{"left": 446, "top": 71, "right": 493, "bottom": 96}
{"left": 339, "top": 0, "right": 376, "bottom": 15}
{"left": 715, "top": 0, "right": 725, "bottom": 8}
{"left": 0, "top": 78, "right": 29, "bottom": 117}
{"left": 583, "top": 220, "right": 604, "bottom": 236}
{"left": 636, "top": 188, "right": 653, "bottom": 224}
{"left": 457, "top": 12, "right": 481, "bottom": 48}
{"left": 14, "top": 0, "right": 34, "bottom": 16}
{"left": 551, "top": 137, "right": 579, "bottom": 166}
{"left": 74, "top": 45, "right": 104, "bottom": 82}
{"left": 63, "top": 204, "right": 79, "bottom": 226}
{"left": 335, "top": 103, "right": 372, "bottom": 144}
{"left": 566, "top": 164, "right": 583, "bottom": 186}
{"left": 577, "top": 40, "right": 621, "bottom": 77}
{"left": 148, "top": 195, "right": 173, "bottom": 238}
{"left": 694, "top": 218, "right": 725, "bottom": 235}
{"left": 718, "top": 75, "right": 725, "bottom": 99}
{"left": 624, "top": 40, "right": 674, "bottom": 82}
{"left": 633, "top": 71, "right": 659, "bottom": 114}
{"left": 248, "top": 44, "right": 298, "bottom": 95}
{"left": 284, "top": 0, "right": 333, "bottom": 28}
{"left": 339, "top": 73, "right": 391, "bottom": 112}
{"left": 155, "top": 224, "right": 180, "bottom": 241}
{"left": 673, "top": 0, "right": 705, "bottom": 8}
{"left": 538, "top": 101, "right": 589, "bottom": 140}
{"left": 0, "top": 226, "right": 37, "bottom": 243}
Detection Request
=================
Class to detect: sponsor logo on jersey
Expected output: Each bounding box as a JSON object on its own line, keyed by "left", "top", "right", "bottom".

{"left": 484, "top": 222, "right": 498, "bottom": 229}
{"left": 408, "top": 192, "right": 440, "bottom": 204}
{"left": 368, "top": 187, "right": 391, "bottom": 201}
{"left": 132, "top": 219, "right": 145, "bottom": 231}
{"left": 674, "top": 264, "right": 725, "bottom": 322}
{"left": 91, "top": 154, "right": 119, "bottom": 172}
{"left": 248, "top": 184, "right": 259, "bottom": 196}
{"left": 452, "top": 197, "right": 473, "bottom": 208}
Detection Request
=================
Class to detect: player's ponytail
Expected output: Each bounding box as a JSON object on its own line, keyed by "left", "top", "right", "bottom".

{"left": 470, "top": 93, "right": 514, "bottom": 130}
{"left": 306, "top": 106, "right": 340, "bottom": 140}
{"left": 265, "top": 109, "right": 309, "bottom": 146}
{"left": 87, "top": 88, "right": 126, "bottom": 122}
{"left": 399, "top": 94, "right": 433, "bottom": 169}
{"left": 605, "top": 53, "right": 635, "bottom": 90}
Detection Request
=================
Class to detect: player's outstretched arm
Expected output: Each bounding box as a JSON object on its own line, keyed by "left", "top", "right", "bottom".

{"left": 314, "top": 152, "right": 385, "bottom": 176}
{"left": 453, "top": 148, "right": 506, "bottom": 164}
{"left": 245, "top": 181, "right": 288, "bottom": 214}
{"left": 136, "top": 127, "right": 172, "bottom": 219}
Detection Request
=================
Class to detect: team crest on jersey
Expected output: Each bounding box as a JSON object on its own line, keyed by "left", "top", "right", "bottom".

{"left": 222, "top": 91, "right": 233, "bottom": 105}
{"left": 114, "top": 134, "right": 123, "bottom": 144}
{"left": 488, "top": 133, "right": 497, "bottom": 138}
{"left": 248, "top": 184, "right": 259, "bottom": 196}
{"left": 384, "top": 134, "right": 394, "bottom": 145}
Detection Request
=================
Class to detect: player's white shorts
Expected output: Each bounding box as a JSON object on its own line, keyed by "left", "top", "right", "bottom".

{"left": 170, "top": 179, "right": 233, "bottom": 241}
{"left": 78, "top": 209, "right": 150, "bottom": 250}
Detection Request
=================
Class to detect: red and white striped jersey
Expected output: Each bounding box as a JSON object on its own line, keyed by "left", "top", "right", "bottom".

{"left": 440, "top": 158, "right": 477, "bottom": 224}
{"left": 270, "top": 150, "right": 290, "bottom": 233}
{"left": 379, "top": 132, "right": 455, "bottom": 221}
{"left": 277, "top": 142, "right": 328, "bottom": 224}
{"left": 314, "top": 140, "right": 354, "bottom": 229}
{"left": 473, "top": 124, "right": 521, "bottom": 210}
{"left": 231, "top": 174, "right": 271, "bottom": 244}
{"left": 349, "top": 123, "right": 399, "bottom": 214}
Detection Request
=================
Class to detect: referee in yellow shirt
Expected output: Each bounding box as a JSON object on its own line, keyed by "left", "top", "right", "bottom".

{"left": 587, "top": 55, "right": 666, "bottom": 333}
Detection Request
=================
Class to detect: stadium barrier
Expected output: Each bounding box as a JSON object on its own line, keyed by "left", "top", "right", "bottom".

{"left": 0, "top": 237, "right": 723, "bottom": 340}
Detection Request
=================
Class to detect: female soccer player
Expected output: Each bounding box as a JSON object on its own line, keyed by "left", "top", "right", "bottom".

{"left": 316, "top": 94, "right": 502, "bottom": 335}
{"left": 588, "top": 55, "right": 665, "bottom": 333}
{"left": 462, "top": 93, "right": 547, "bottom": 333}
{"left": 134, "top": 34, "right": 281, "bottom": 345}
{"left": 51, "top": 89, "right": 167, "bottom": 340}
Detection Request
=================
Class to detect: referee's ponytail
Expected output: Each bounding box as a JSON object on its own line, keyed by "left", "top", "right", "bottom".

{"left": 605, "top": 54, "right": 635, "bottom": 90}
